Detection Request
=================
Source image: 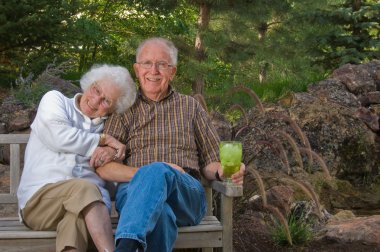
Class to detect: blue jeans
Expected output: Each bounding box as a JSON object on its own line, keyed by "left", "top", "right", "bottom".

{"left": 115, "top": 162, "right": 207, "bottom": 252}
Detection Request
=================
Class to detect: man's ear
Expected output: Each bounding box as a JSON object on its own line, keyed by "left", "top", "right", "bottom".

{"left": 170, "top": 66, "right": 177, "bottom": 80}
{"left": 133, "top": 63, "right": 139, "bottom": 75}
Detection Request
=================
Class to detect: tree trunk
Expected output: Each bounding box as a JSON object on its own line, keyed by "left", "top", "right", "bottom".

{"left": 351, "top": 0, "right": 362, "bottom": 42}
{"left": 352, "top": 0, "right": 361, "bottom": 11}
{"left": 192, "top": 1, "right": 211, "bottom": 95}
{"left": 257, "top": 22, "right": 268, "bottom": 42}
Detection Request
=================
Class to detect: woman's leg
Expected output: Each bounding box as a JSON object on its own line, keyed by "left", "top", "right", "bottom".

{"left": 82, "top": 201, "right": 115, "bottom": 252}
{"left": 22, "top": 179, "right": 113, "bottom": 252}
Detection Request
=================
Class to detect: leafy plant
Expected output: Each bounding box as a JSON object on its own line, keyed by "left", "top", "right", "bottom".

{"left": 12, "top": 60, "right": 75, "bottom": 107}
{"left": 271, "top": 210, "right": 313, "bottom": 246}
{"left": 13, "top": 81, "right": 51, "bottom": 108}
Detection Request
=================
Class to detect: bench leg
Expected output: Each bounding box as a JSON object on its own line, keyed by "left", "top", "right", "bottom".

{"left": 221, "top": 196, "right": 233, "bottom": 252}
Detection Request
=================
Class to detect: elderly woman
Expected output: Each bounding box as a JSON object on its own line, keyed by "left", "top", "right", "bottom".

{"left": 17, "top": 64, "right": 136, "bottom": 252}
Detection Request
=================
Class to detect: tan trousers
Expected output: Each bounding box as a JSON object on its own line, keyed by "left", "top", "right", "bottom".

{"left": 21, "top": 179, "right": 104, "bottom": 252}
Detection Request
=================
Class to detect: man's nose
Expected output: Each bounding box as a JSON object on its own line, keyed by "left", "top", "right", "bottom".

{"left": 150, "top": 63, "right": 160, "bottom": 73}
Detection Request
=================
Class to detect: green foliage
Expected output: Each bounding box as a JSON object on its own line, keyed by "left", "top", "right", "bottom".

{"left": 13, "top": 81, "right": 50, "bottom": 108}
{"left": 2, "top": 0, "right": 351, "bottom": 110}
{"left": 308, "top": 0, "right": 380, "bottom": 69}
{"left": 271, "top": 211, "right": 313, "bottom": 246}
{"left": 205, "top": 67, "right": 324, "bottom": 113}
{"left": 0, "top": 0, "right": 81, "bottom": 79}
{"left": 12, "top": 60, "right": 75, "bottom": 107}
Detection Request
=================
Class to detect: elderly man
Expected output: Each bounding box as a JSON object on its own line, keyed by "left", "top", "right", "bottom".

{"left": 96, "top": 37, "right": 245, "bottom": 252}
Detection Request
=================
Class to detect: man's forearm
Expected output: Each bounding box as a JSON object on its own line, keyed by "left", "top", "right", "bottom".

{"left": 96, "top": 162, "right": 138, "bottom": 182}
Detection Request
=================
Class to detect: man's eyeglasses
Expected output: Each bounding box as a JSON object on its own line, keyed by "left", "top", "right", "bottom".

{"left": 137, "top": 61, "right": 173, "bottom": 70}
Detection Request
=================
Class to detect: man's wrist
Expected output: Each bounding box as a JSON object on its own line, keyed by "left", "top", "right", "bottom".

{"left": 215, "top": 170, "right": 222, "bottom": 181}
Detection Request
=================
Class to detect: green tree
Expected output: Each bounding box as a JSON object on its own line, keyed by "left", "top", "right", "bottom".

{"left": 311, "top": 0, "right": 380, "bottom": 69}
{"left": 0, "top": 0, "right": 80, "bottom": 82}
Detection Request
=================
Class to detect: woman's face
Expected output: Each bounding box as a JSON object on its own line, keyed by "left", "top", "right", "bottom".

{"left": 80, "top": 79, "right": 122, "bottom": 118}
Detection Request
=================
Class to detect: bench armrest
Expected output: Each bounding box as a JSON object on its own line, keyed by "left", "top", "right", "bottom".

{"left": 210, "top": 180, "right": 243, "bottom": 197}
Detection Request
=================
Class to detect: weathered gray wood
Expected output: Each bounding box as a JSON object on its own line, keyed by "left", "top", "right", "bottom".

{"left": 174, "top": 230, "right": 222, "bottom": 248}
{"left": 221, "top": 196, "right": 233, "bottom": 252}
{"left": 211, "top": 180, "right": 243, "bottom": 197}
{"left": 0, "top": 134, "right": 244, "bottom": 251}
{"left": 0, "top": 134, "right": 28, "bottom": 204}
{"left": 0, "top": 134, "right": 29, "bottom": 144}
{"left": 0, "top": 239, "right": 55, "bottom": 252}
{"left": 9, "top": 144, "right": 20, "bottom": 198}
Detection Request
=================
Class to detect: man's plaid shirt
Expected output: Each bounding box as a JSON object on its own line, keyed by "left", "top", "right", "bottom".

{"left": 104, "top": 88, "right": 220, "bottom": 172}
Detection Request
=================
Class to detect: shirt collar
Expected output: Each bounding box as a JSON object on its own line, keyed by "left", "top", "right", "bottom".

{"left": 139, "top": 86, "right": 174, "bottom": 103}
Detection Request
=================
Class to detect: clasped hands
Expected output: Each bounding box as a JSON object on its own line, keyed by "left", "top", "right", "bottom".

{"left": 90, "top": 134, "right": 126, "bottom": 168}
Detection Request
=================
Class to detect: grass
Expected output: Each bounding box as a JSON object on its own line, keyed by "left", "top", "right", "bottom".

{"left": 205, "top": 70, "right": 324, "bottom": 113}
{"left": 271, "top": 210, "right": 313, "bottom": 246}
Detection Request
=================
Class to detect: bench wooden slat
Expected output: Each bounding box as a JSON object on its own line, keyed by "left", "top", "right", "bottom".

{"left": 0, "top": 239, "right": 56, "bottom": 252}
{"left": 0, "top": 230, "right": 57, "bottom": 239}
{"left": 174, "top": 230, "right": 222, "bottom": 248}
{"left": 0, "top": 216, "right": 222, "bottom": 236}
{"left": 0, "top": 194, "right": 17, "bottom": 204}
{"left": 0, "top": 134, "right": 30, "bottom": 144}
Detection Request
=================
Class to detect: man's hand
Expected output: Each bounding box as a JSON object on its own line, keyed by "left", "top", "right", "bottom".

{"left": 164, "top": 162, "right": 185, "bottom": 173}
{"left": 229, "top": 163, "right": 245, "bottom": 185}
{"left": 204, "top": 162, "right": 245, "bottom": 185}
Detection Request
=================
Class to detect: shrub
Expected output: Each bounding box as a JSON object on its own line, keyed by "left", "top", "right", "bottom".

{"left": 271, "top": 211, "right": 313, "bottom": 246}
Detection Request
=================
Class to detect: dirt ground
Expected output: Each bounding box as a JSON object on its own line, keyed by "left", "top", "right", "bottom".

{"left": 233, "top": 210, "right": 380, "bottom": 252}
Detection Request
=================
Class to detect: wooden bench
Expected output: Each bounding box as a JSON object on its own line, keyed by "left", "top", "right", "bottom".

{"left": 0, "top": 134, "right": 243, "bottom": 251}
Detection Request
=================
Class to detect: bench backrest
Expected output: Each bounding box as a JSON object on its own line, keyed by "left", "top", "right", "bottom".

{"left": 0, "top": 134, "right": 29, "bottom": 204}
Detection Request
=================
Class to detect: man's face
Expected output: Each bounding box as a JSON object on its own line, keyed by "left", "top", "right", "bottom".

{"left": 133, "top": 42, "right": 177, "bottom": 101}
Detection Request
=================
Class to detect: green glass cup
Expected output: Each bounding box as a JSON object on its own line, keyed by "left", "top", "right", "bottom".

{"left": 219, "top": 141, "right": 242, "bottom": 184}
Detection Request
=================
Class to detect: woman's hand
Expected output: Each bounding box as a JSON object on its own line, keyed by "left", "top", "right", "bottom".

{"left": 90, "top": 146, "right": 115, "bottom": 168}
{"left": 102, "top": 134, "right": 126, "bottom": 160}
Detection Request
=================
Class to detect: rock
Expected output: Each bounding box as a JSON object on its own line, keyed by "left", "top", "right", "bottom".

{"left": 265, "top": 185, "right": 294, "bottom": 216}
{"left": 318, "top": 215, "right": 380, "bottom": 246}
{"left": 331, "top": 63, "right": 376, "bottom": 95}
{"left": 358, "top": 91, "right": 380, "bottom": 106}
{"left": 0, "top": 123, "right": 6, "bottom": 134}
{"left": 364, "top": 60, "right": 380, "bottom": 90}
{"left": 8, "top": 109, "right": 36, "bottom": 132}
{"left": 210, "top": 111, "right": 232, "bottom": 140}
{"left": 371, "top": 104, "right": 380, "bottom": 116}
{"left": 355, "top": 107, "right": 379, "bottom": 132}
{"left": 328, "top": 209, "right": 356, "bottom": 222}
{"left": 307, "top": 79, "right": 360, "bottom": 108}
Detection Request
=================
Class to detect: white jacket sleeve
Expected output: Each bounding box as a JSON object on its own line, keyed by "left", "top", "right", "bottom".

{"left": 31, "top": 90, "right": 100, "bottom": 157}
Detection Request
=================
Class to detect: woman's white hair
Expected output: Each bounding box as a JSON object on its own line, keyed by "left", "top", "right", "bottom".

{"left": 136, "top": 37, "right": 178, "bottom": 66}
{"left": 80, "top": 64, "right": 136, "bottom": 114}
